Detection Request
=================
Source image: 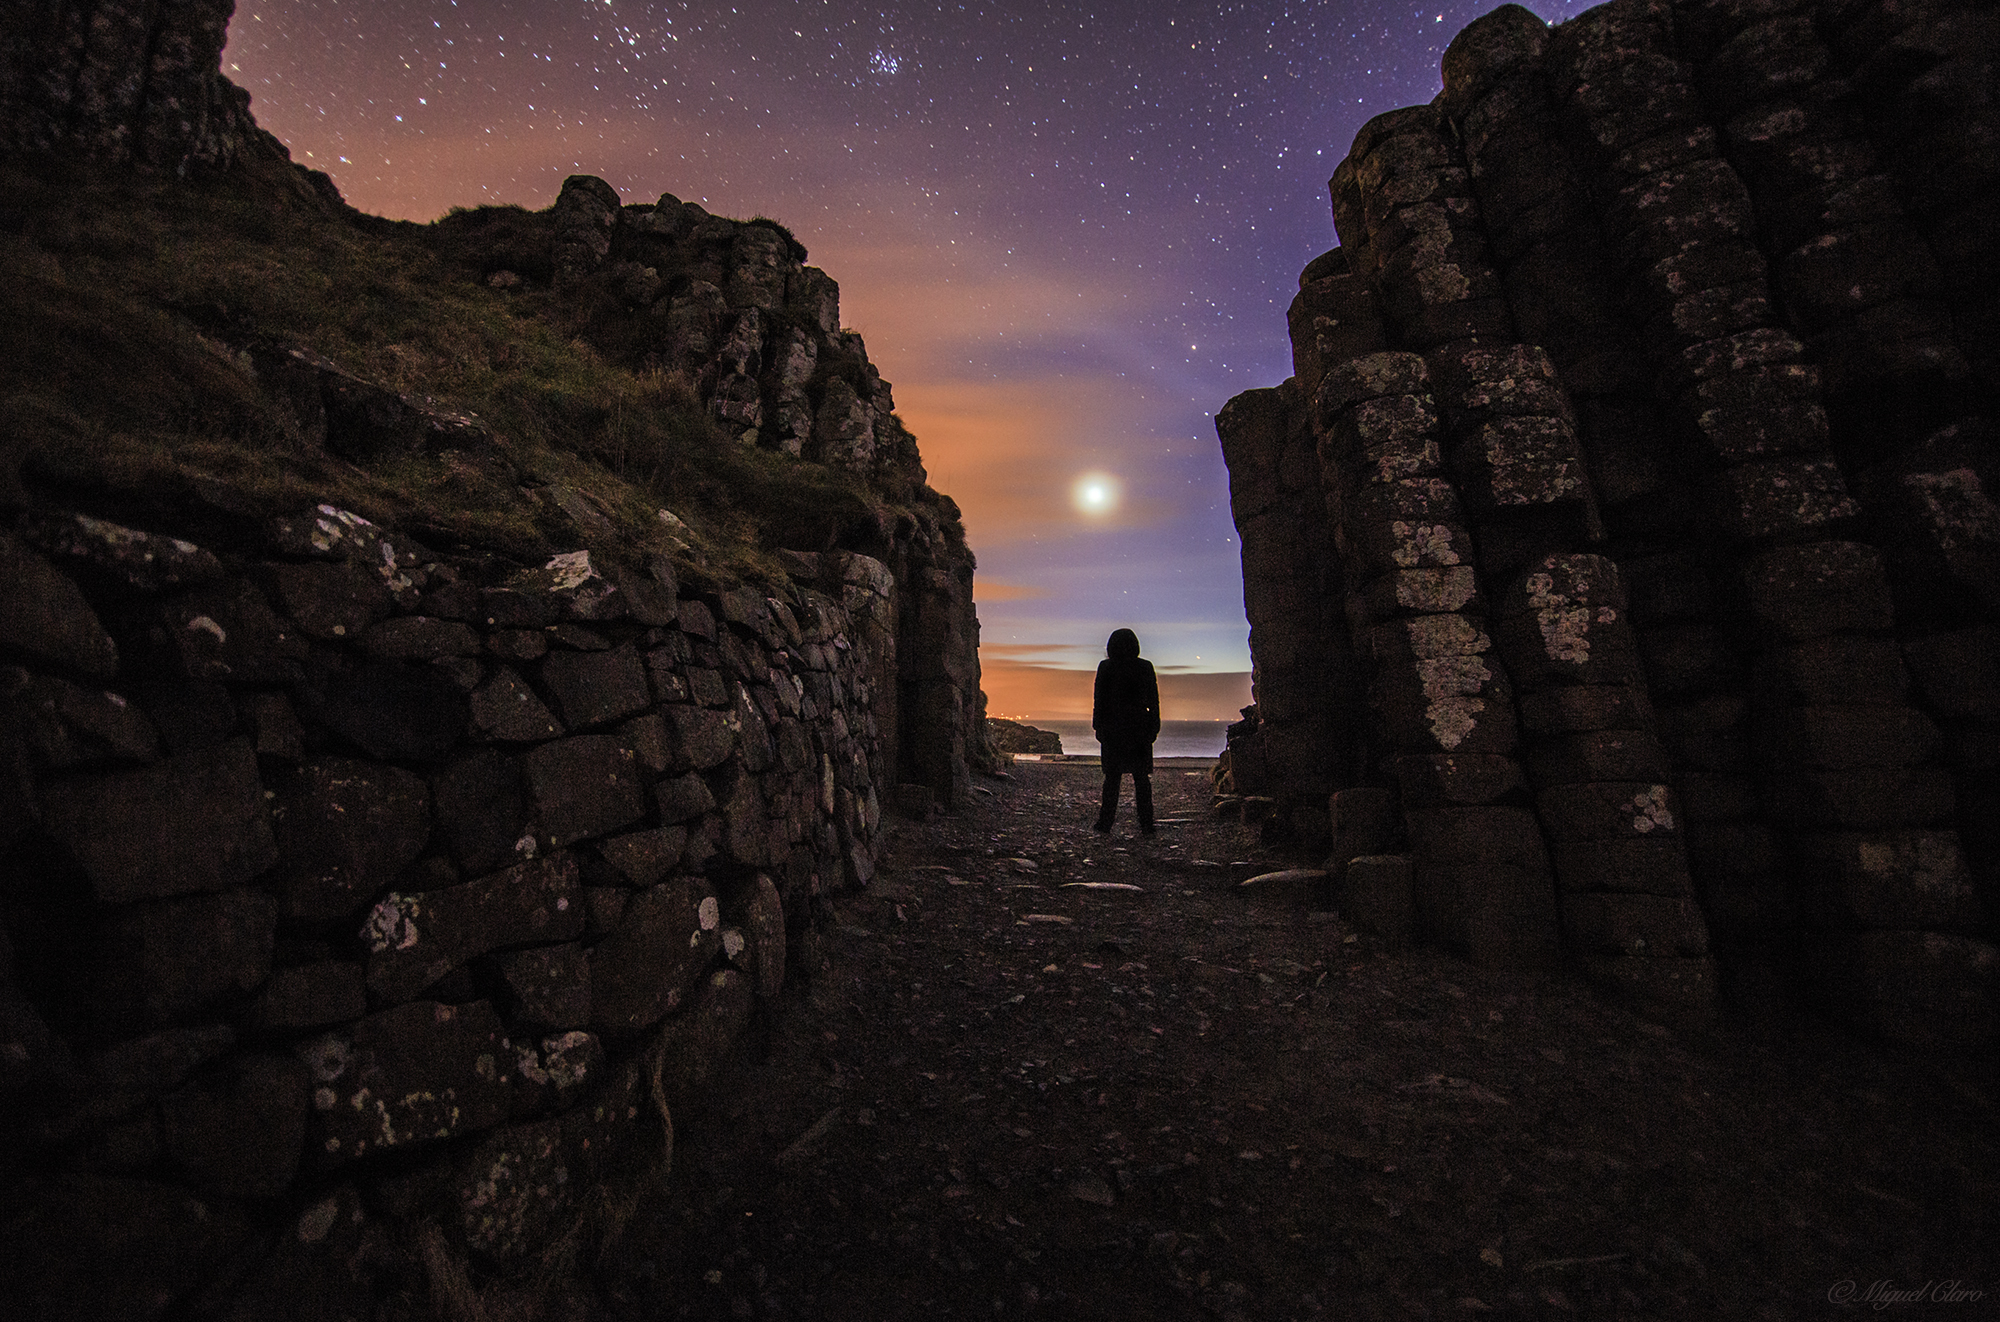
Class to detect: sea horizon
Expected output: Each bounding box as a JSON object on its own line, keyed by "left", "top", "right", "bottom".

{"left": 1019, "top": 718, "right": 1229, "bottom": 760}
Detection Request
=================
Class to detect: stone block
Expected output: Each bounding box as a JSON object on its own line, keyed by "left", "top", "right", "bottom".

{"left": 430, "top": 750, "right": 530, "bottom": 877}
{"left": 1362, "top": 612, "right": 1494, "bottom": 665}
{"left": 24, "top": 512, "right": 226, "bottom": 595}
{"left": 157, "top": 580, "right": 305, "bottom": 684}
{"left": 1407, "top": 804, "right": 1549, "bottom": 870}
{"left": 242, "top": 690, "right": 306, "bottom": 761}
{"left": 1426, "top": 341, "right": 1569, "bottom": 425}
{"left": 5, "top": 670, "right": 159, "bottom": 767}
{"left": 1711, "top": 457, "right": 1860, "bottom": 543}
{"left": 314, "top": 659, "right": 468, "bottom": 762}
{"left": 1526, "top": 729, "right": 1672, "bottom": 785}
{"left": 0, "top": 535, "right": 118, "bottom": 680}
{"left": 493, "top": 943, "right": 592, "bottom": 1030}
{"left": 620, "top": 710, "right": 674, "bottom": 772}
{"left": 488, "top": 628, "right": 549, "bottom": 662}
{"left": 506, "top": 1028, "right": 602, "bottom": 1118}
{"left": 655, "top": 772, "right": 717, "bottom": 824}
{"left": 541, "top": 643, "right": 651, "bottom": 729}
{"left": 245, "top": 962, "right": 367, "bottom": 1032}
{"left": 270, "top": 756, "right": 431, "bottom": 923}
{"left": 524, "top": 735, "right": 648, "bottom": 847}
{"left": 1518, "top": 684, "right": 1652, "bottom": 734}
{"left": 1740, "top": 541, "right": 1892, "bottom": 642}
{"left": 1754, "top": 705, "right": 1942, "bottom": 771}
{"left": 729, "top": 872, "right": 788, "bottom": 999}
{"left": 161, "top": 1054, "right": 309, "bottom": 1199}
{"left": 1663, "top": 326, "right": 1802, "bottom": 399}
{"left": 1765, "top": 764, "right": 1957, "bottom": 829}
{"left": 718, "top": 770, "right": 778, "bottom": 867}
{"left": 653, "top": 969, "right": 756, "bottom": 1106}
{"left": 86, "top": 1026, "right": 238, "bottom": 1108}
{"left": 1385, "top": 752, "right": 1527, "bottom": 806}
{"left": 43, "top": 737, "right": 276, "bottom": 904}
{"left": 1754, "top": 635, "right": 1910, "bottom": 706}
{"left": 358, "top": 616, "right": 482, "bottom": 661}
{"left": 1350, "top": 565, "right": 1481, "bottom": 621}
{"left": 665, "top": 702, "right": 737, "bottom": 769}
{"left": 453, "top": 1116, "right": 583, "bottom": 1262}
{"left": 1646, "top": 280, "right": 1772, "bottom": 349}
{"left": 1537, "top": 782, "right": 1680, "bottom": 841}
{"left": 1792, "top": 831, "right": 1981, "bottom": 931}
{"left": 1549, "top": 838, "right": 1694, "bottom": 897}
{"left": 1327, "top": 786, "right": 1401, "bottom": 863}
{"left": 596, "top": 825, "right": 687, "bottom": 886}
{"left": 469, "top": 668, "right": 565, "bottom": 743}
{"left": 590, "top": 875, "right": 722, "bottom": 1035}
{"left": 1903, "top": 627, "right": 2000, "bottom": 720}
{"left": 1316, "top": 354, "right": 1431, "bottom": 415}
{"left": 1339, "top": 855, "right": 1415, "bottom": 946}
{"left": 1560, "top": 892, "right": 1709, "bottom": 956}
{"left": 1332, "top": 477, "right": 1474, "bottom": 577}
{"left": 301, "top": 999, "right": 513, "bottom": 1164}
{"left": 1452, "top": 415, "right": 1590, "bottom": 512}
{"left": 1369, "top": 653, "right": 1518, "bottom": 754}
{"left": 94, "top": 889, "right": 275, "bottom": 1031}
{"left": 1319, "top": 394, "right": 1441, "bottom": 484}
{"left": 135, "top": 676, "right": 236, "bottom": 756}
{"left": 362, "top": 853, "right": 585, "bottom": 1004}
{"left": 1673, "top": 363, "right": 1828, "bottom": 461}
{"left": 1413, "top": 861, "right": 1561, "bottom": 968}
{"left": 1608, "top": 161, "right": 1755, "bottom": 266}
{"left": 1495, "top": 555, "right": 1643, "bottom": 689}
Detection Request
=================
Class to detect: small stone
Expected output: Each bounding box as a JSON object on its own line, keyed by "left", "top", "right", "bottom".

{"left": 1067, "top": 1170, "right": 1116, "bottom": 1206}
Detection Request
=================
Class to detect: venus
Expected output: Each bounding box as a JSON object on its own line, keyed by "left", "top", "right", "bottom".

{"left": 1072, "top": 471, "right": 1120, "bottom": 515}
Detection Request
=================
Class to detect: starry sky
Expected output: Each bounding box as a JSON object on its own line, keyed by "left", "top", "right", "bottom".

{"left": 223, "top": 0, "right": 1592, "bottom": 721}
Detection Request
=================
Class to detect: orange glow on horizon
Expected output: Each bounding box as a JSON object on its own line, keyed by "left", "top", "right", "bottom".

{"left": 980, "top": 659, "right": 1249, "bottom": 724}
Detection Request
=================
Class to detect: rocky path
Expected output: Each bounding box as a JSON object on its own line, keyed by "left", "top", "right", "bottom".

{"left": 599, "top": 763, "right": 1996, "bottom": 1321}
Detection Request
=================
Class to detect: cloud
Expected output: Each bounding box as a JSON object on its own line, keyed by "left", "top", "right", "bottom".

{"left": 980, "top": 658, "right": 1249, "bottom": 722}
{"left": 972, "top": 581, "right": 1052, "bottom": 603}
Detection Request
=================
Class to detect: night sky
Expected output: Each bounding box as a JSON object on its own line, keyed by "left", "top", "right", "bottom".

{"left": 223, "top": 0, "right": 1591, "bottom": 720}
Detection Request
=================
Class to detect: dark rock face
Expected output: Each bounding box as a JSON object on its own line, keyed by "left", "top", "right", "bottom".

{"left": 0, "top": 506, "right": 926, "bottom": 1311}
{"left": 1220, "top": 0, "right": 1999, "bottom": 1041}
{"left": 0, "top": 0, "right": 260, "bottom": 173}
{"left": 984, "top": 717, "right": 1065, "bottom": 756}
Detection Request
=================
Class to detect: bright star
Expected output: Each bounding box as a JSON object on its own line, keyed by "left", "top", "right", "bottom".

{"left": 1073, "top": 472, "right": 1121, "bottom": 516}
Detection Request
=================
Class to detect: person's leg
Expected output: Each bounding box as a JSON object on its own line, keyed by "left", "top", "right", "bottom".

{"left": 1096, "top": 766, "right": 1118, "bottom": 831}
{"left": 1135, "top": 770, "right": 1154, "bottom": 834}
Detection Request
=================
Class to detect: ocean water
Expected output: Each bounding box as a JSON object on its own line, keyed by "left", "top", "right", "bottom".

{"left": 1030, "top": 719, "right": 1228, "bottom": 759}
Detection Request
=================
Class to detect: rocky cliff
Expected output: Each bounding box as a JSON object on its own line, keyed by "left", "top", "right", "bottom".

{"left": 0, "top": 3, "right": 988, "bottom": 1316}
{"left": 1220, "top": 0, "right": 1997, "bottom": 1043}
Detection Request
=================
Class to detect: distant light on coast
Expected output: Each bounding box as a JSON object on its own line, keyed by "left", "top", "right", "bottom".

{"left": 1072, "top": 471, "right": 1121, "bottom": 516}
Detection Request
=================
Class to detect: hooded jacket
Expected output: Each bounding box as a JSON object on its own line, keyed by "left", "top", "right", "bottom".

{"left": 1092, "top": 628, "right": 1160, "bottom": 750}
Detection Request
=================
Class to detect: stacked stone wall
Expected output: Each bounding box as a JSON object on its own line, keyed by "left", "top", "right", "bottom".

{"left": 0, "top": 505, "right": 913, "bottom": 1315}
{"left": 1220, "top": 0, "right": 1997, "bottom": 1041}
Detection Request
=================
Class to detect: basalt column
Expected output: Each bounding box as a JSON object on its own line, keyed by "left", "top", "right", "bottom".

{"left": 1220, "top": 0, "right": 1997, "bottom": 1044}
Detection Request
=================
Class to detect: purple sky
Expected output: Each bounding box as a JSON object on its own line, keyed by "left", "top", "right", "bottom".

{"left": 224, "top": 0, "right": 1590, "bottom": 719}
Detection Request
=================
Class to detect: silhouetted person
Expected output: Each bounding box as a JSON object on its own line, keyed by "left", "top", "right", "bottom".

{"left": 1092, "top": 628, "right": 1160, "bottom": 835}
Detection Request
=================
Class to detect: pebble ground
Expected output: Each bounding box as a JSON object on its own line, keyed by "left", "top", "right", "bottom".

{"left": 599, "top": 762, "right": 1997, "bottom": 1321}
